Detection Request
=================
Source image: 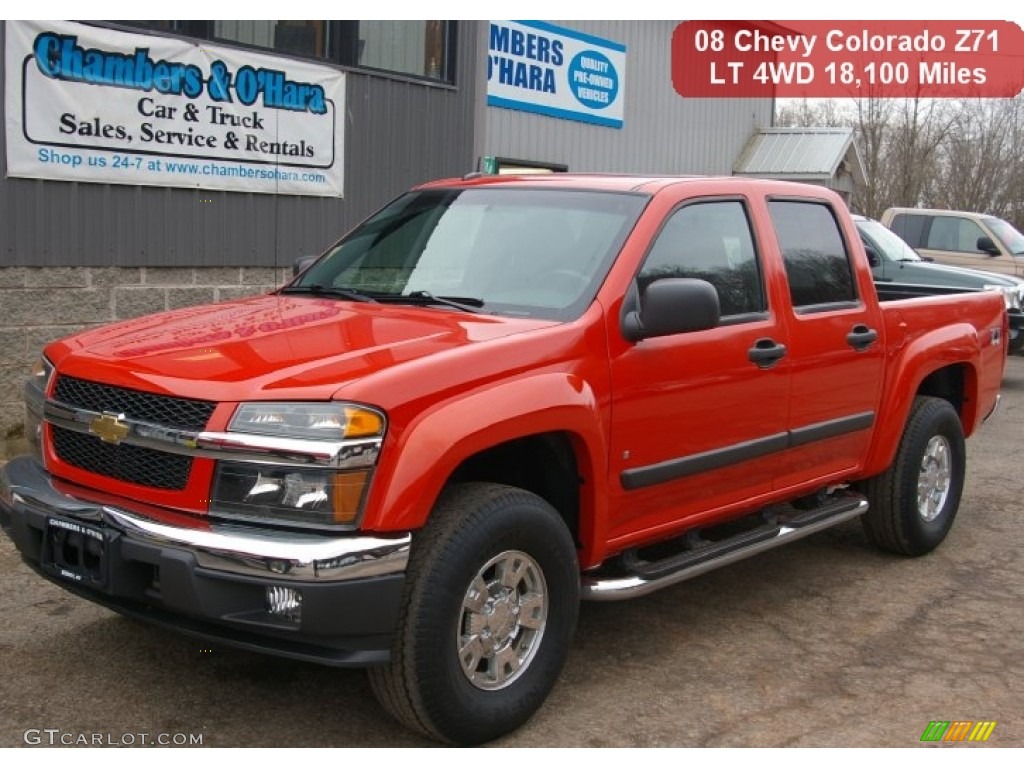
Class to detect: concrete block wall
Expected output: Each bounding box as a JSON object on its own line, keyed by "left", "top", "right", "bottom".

{"left": 0, "top": 266, "right": 291, "bottom": 458}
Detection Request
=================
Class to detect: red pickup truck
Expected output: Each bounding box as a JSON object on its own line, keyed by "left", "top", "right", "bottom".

{"left": 1, "top": 175, "right": 1006, "bottom": 744}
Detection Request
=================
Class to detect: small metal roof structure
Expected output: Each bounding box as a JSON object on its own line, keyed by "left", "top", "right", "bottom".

{"left": 733, "top": 127, "right": 866, "bottom": 201}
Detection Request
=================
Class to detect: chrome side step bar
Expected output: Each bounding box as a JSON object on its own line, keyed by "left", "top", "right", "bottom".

{"left": 581, "top": 496, "right": 868, "bottom": 601}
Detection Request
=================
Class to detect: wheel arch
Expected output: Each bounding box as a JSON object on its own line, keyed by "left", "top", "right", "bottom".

{"left": 447, "top": 432, "right": 585, "bottom": 546}
{"left": 362, "top": 372, "right": 608, "bottom": 565}
{"left": 863, "top": 333, "right": 979, "bottom": 478}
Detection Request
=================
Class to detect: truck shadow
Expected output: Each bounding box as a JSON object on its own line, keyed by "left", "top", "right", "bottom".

{"left": 5, "top": 610, "right": 433, "bottom": 747}
{"left": 0, "top": 519, "right": 959, "bottom": 747}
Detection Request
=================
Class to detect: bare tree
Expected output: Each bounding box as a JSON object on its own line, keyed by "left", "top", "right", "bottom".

{"left": 774, "top": 94, "right": 1024, "bottom": 230}
{"left": 775, "top": 98, "right": 849, "bottom": 129}
{"left": 850, "top": 93, "right": 895, "bottom": 219}
{"left": 879, "top": 97, "right": 952, "bottom": 214}
{"left": 927, "top": 98, "right": 1023, "bottom": 222}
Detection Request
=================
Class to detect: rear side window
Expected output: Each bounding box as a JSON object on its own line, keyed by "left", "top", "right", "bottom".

{"left": 768, "top": 201, "right": 857, "bottom": 309}
{"left": 890, "top": 213, "right": 929, "bottom": 248}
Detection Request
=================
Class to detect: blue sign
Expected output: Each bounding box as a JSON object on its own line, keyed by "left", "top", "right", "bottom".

{"left": 486, "top": 21, "right": 627, "bottom": 129}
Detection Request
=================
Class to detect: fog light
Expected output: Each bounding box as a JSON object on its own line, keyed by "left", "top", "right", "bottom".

{"left": 266, "top": 586, "right": 302, "bottom": 622}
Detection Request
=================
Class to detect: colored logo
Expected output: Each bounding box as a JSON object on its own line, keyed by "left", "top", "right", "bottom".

{"left": 89, "top": 412, "right": 129, "bottom": 444}
{"left": 920, "top": 720, "right": 996, "bottom": 743}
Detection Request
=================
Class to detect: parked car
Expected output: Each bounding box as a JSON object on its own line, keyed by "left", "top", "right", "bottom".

{"left": 881, "top": 207, "right": 1024, "bottom": 278}
{"left": 1, "top": 176, "right": 1007, "bottom": 744}
{"left": 857, "top": 215, "right": 1024, "bottom": 354}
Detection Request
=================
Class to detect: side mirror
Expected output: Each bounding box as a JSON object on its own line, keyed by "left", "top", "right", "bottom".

{"left": 977, "top": 236, "right": 1001, "bottom": 256}
{"left": 293, "top": 254, "right": 318, "bottom": 276}
{"left": 863, "top": 244, "right": 880, "bottom": 268}
{"left": 621, "top": 278, "right": 721, "bottom": 343}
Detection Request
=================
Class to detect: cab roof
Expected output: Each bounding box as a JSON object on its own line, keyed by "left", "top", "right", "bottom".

{"left": 884, "top": 206, "right": 1000, "bottom": 221}
{"left": 416, "top": 173, "right": 842, "bottom": 198}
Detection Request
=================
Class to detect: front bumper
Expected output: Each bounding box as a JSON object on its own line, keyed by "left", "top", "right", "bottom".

{"left": 0, "top": 456, "right": 409, "bottom": 667}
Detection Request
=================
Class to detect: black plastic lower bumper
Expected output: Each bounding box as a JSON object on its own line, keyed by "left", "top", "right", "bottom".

{"left": 0, "top": 456, "right": 408, "bottom": 667}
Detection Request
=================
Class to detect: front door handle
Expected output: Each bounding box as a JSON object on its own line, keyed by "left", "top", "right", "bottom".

{"left": 748, "top": 338, "right": 787, "bottom": 369}
{"left": 847, "top": 324, "right": 878, "bottom": 351}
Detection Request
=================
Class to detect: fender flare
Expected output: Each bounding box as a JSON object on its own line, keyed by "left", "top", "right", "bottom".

{"left": 362, "top": 372, "right": 609, "bottom": 562}
{"left": 862, "top": 322, "right": 980, "bottom": 477}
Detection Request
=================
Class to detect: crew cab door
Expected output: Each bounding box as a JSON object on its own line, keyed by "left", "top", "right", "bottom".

{"left": 607, "top": 198, "right": 790, "bottom": 545}
{"left": 766, "top": 199, "right": 885, "bottom": 487}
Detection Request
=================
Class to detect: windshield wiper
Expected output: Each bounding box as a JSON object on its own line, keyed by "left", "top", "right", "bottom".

{"left": 384, "top": 291, "right": 484, "bottom": 314}
{"left": 279, "top": 284, "right": 378, "bottom": 303}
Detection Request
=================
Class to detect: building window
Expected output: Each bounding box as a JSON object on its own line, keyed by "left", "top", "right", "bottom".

{"left": 114, "top": 20, "right": 455, "bottom": 83}
{"left": 213, "top": 21, "right": 327, "bottom": 59}
{"left": 354, "top": 21, "right": 450, "bottom": 80}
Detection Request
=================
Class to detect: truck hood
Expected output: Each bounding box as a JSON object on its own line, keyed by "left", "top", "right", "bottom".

{"left": 889, "top": 259, "right": 1024, "bottom": 287}
{"left": 46, "top": 294, "right": 554, "bottom": 402}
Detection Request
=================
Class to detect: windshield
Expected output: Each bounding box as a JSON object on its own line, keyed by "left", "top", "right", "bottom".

{"left": 292, "top": 188, "right": 649, "bottom": 320}
{"left": 858, "top": 220, "right": 922, "bottom": 262}
{"left": 987, "top": 218, "right": 1024, "bottom": 255}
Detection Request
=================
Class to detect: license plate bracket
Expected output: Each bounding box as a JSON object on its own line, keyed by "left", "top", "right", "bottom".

{"left": 41, "top": 517, "right": 109, "bottom": 588}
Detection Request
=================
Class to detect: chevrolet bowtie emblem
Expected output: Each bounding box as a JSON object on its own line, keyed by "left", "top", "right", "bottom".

{"left": 89, "top": 412, "right": 129, "bottom": 444}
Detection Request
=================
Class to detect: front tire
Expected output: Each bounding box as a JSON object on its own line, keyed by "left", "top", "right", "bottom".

{"left": 369, "top": 482, "right": 579, "bottom": 744}
{"left": 860, "top": 396, "right": 966, "bottom": 556}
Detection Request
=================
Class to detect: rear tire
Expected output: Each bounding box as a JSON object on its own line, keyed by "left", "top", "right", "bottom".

{"left": 369, "top": 482, "right": 579, "bottom": 744}
{"left": 860, "top": 396, "right": 965, "bottom": 556}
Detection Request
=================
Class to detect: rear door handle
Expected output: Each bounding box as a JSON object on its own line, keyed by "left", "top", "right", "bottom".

{"left": 748, "top": 338, "right": 787, "bottom": 369}
{"left": 847, "top": 324, "right": 878, "bottom": 351}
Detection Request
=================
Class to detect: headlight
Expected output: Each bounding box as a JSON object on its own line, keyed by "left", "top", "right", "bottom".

{"left": 985, "top": 284, "right": 1021, "bottom": 312}
{"left": 229, "top": 402, "right": 384, "bottom": 440}
{"left": 29, "top": 356, "right": 54, "bottom": 391}
{"left": 25, "top": 356, "right": 54, "bottom": 457}
{"left": 209, "top": 401, "right": 385, "bottom": 530}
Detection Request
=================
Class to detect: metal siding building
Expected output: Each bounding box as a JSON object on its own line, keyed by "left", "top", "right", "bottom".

{"left": 733, "top": 127, "right": 866, "bottom": 202}
{"left": 477, "top": 21, "right": 772, "bottom": 176}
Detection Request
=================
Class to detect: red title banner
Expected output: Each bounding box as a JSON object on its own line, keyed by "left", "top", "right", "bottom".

{"left": 672, "top": 20, "right": 1024, "bottom": 98}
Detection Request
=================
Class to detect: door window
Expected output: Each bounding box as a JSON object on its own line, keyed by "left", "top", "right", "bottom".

{"left": 639, "top": 201, "right": 765, "bottom": 318}
{"left": 925, "top": 216, "right": 988, "bottom": 253}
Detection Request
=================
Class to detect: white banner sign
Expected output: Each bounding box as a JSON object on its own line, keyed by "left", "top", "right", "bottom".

{"left": 486, "top": 21, "right": 626, "bottom": 129}
{"left": 5, "top": 21, "right": 345, "bottom": 196}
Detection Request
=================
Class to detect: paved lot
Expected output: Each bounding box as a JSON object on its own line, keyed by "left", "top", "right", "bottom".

{"left": 2, "top": 357, "right": 1022, "bottom": 748}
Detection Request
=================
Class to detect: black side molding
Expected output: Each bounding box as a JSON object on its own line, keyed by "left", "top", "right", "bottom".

{"left": 622, "top": 412, "right": 875, "bottom": 491}
{"left": 789, "top": 412, "right": 875, "bottom": 448}
{"left": 622, "top": 433, "right": 789, "bottom": 490}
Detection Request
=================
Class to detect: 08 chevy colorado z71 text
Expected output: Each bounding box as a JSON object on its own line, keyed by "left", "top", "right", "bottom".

{"left": 0, "top": 176, "right": 1006, "bottom": 743}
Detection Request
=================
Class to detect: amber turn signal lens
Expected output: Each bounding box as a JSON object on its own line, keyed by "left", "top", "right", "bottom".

{"left": 333, "top": 470, "right": 370, "bottom": 524}
{"left": 343, "top": 407, "right": 384, "bottom": 438}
